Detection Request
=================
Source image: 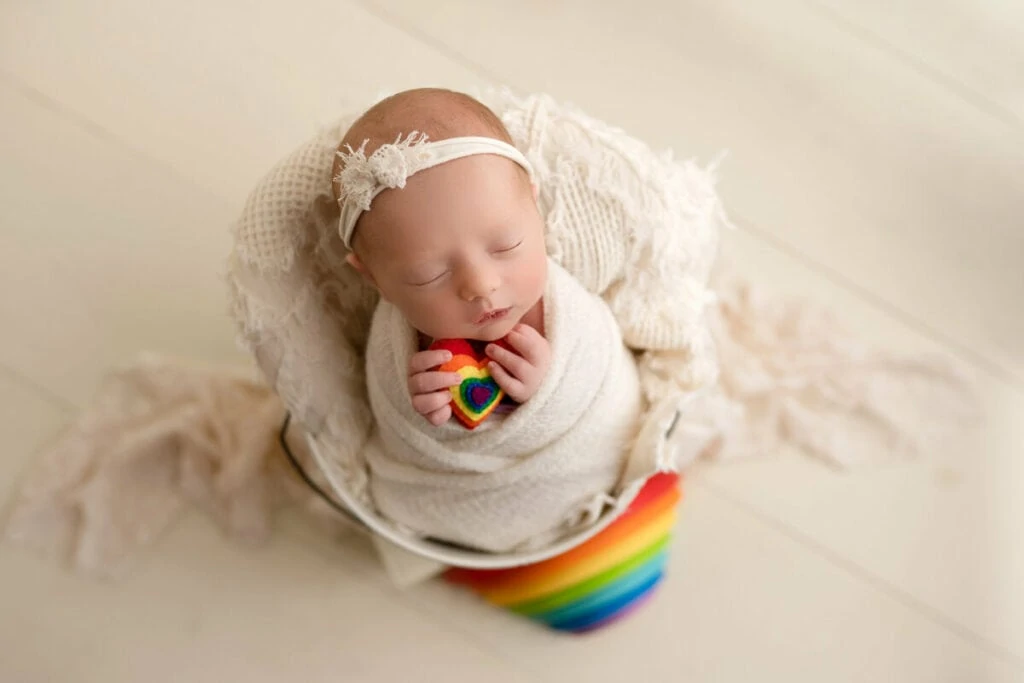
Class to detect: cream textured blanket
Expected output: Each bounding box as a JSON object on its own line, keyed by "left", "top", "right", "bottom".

{"left": 365, "top": 260, "right": 647, "bottom": 552}
{"left": 2, "top": 90, "right": 973, "bottom": 579}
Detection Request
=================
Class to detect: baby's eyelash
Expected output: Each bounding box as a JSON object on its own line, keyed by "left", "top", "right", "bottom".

{"left": 410, "top": 271, "right": 448, "bottom": 287}
{"left": 495, "top": 239, "right": 524, "bottom": 253}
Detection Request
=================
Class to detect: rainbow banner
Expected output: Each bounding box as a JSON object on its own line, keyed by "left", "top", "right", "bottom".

{"left": 445, "top": 472, "right": 682, "bottom": 633}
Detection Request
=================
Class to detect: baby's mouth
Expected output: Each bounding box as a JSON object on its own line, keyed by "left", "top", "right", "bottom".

{"left": 475, "top": 307, "right": 511, "bottom": 325}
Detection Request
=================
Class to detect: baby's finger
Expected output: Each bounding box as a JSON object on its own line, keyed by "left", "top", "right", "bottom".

{"left": 489, "top": 361, "right": 527, "bottom": 403}
{"left": 426, "top": 404, "right": 452, "bottom": 426}
{"left": 411, "top": 389, "right": 454, "bottom": 416}
{"left": 503, "top": 325, "right": 547, "bottom": 365}
{"left": 485, "top": 342, "right": 531, "bottom": 380}
{"left": 408, "top": 371, "right": 462, "bottom": 396}
{"left": 409, "top": 349, "right": 452, "bottom": 375}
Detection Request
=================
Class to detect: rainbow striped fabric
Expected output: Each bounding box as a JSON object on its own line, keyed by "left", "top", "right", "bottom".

{"left": 445, "top": 472, "right": 681, "bottom": 633}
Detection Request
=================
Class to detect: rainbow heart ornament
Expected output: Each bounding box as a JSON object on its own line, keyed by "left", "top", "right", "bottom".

{"left": 430, "top": 338, "right": 506, "bottom": 429}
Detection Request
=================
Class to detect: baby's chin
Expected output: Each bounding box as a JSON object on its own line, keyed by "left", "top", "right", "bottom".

{"left": 470, "top": 326, "right": 514, "bottom": 343}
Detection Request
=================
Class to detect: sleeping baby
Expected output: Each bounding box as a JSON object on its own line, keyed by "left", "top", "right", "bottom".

{"left": 332, "top": 88, "right": 646, "bottom": 552}
{"left": 333, "top": 89, "right": 549, "bottom": 426}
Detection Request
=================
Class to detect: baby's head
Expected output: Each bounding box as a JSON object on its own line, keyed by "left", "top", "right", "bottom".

{"left": 333, "top": 88, "right": 547, "bottom": 342}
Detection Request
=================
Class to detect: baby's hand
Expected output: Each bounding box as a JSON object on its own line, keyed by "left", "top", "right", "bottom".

{"left": 486, "top": 324, "right": 551, "bottom": 404}
{"left": 408, "top": 349, "right": 462, "bottom": 426}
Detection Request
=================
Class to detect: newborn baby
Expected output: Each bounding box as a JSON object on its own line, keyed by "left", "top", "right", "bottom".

{"left": 333, "top": 88, "right": 645, "bottom": 552}
{"left": 333, "top": 89, "right": 550, "bottom": 426}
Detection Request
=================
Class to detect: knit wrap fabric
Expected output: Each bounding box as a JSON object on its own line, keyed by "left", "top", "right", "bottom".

{"left": 365, "top": 259, "right": 651, "bottom": 552}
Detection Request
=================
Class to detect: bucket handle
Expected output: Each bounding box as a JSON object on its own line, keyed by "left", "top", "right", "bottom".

{"left": 278, "top": 413, "right": 364, "bottom": 527}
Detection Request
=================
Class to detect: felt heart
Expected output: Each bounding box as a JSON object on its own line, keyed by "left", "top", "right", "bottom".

{"left": 430, "top": 339, "right": 506, "bottom": 429}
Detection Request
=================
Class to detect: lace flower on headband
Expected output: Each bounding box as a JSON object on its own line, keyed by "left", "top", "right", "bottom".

{"left": 336, "top": 131, "right": 431, "bottom": 213}
{"left": 333, "top": 132, "right": 535, "bottom": 249}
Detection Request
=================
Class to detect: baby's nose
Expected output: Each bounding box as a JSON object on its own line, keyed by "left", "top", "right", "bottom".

{"left": 459, "top": 264, "right": 500, "bottom": 301}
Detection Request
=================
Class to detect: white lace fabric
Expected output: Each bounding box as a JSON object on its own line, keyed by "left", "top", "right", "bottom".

{"left": 335, "top": 133, "right": 535, "bottom": 249}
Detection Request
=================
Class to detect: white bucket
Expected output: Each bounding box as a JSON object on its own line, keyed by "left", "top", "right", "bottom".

{"left": 303, "top": 431, "right": 643, "bottom": 570}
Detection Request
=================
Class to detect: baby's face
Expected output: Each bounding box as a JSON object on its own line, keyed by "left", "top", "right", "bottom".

{"left": 352, "top": 153, "right": 547, "bottom": 342}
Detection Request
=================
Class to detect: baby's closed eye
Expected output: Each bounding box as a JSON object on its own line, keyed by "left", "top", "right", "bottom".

{"left": 492, "top": 236, "right": 524, "bottom": 254}
{"left": 408, "top": 270, "right": 450, "bottom": 287}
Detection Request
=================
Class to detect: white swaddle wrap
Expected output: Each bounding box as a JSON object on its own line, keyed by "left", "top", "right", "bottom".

{"left": 363, "top": 259, "right": 650, "bottom": 552}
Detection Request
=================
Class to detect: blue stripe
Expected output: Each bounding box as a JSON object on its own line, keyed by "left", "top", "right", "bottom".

{"left": 554, "top": 570, "right": 663, "bottom": 631}
{"left": 540, "top": 552, "right": 667, "bottom": 629}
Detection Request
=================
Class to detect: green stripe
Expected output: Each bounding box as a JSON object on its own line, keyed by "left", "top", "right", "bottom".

{"left": 510, "top": 534, "right": 672, "bottom": 616}
{"left": 542, "top": 554, "right": 667, "bottom": 627}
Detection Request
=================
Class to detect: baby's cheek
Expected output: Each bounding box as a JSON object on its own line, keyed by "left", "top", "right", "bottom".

{"left": 409, "top": 297, "right": 464, "bottom": 338}
{"left": 524, "top": 252, "right": 548, "bottom": 296}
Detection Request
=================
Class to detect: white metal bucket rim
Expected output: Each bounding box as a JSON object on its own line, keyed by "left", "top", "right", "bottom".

{"left": 304, "top": 431, "right": 642, "bottom": 570}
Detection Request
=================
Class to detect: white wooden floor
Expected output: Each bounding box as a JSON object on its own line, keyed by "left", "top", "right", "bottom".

{"left": 1, "top": 1, "right": 1022, "bottom": 680}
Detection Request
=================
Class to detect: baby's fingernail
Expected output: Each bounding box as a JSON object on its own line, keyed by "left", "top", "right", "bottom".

{"left": 442, "top": 351, "right": 452, "bottom": 360}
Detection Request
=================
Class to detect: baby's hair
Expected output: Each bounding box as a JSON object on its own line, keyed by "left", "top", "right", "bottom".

{"left": 351, "top": 89, "right": 513, "bottom": 145}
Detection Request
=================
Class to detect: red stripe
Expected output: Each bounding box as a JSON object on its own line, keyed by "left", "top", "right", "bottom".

{"left": 445, "top": 472, "right": 680, "bottom": 587}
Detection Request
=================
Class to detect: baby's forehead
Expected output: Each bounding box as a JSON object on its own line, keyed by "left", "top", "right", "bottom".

{"left": 355, "top": 154, "right": 531, "bottom": 260}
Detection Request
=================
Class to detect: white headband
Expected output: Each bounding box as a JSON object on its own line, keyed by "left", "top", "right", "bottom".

{"left": 334, "top": 133, "right": 535, "bottom": 250}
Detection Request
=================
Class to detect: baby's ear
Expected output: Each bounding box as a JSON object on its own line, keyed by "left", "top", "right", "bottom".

{"left": 345, "top": 252, "right": 378, "bottom": 289}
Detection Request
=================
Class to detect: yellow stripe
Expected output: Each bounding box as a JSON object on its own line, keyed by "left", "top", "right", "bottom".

{"left": 482, "top": 508, "right": 677, "bottom": 606}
